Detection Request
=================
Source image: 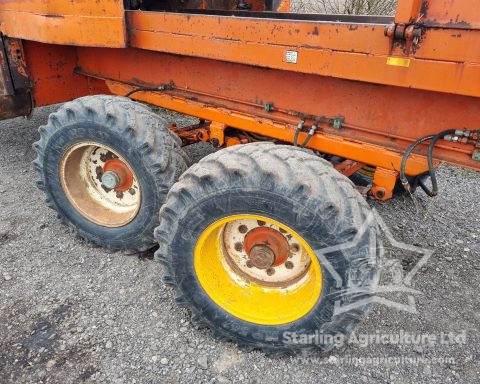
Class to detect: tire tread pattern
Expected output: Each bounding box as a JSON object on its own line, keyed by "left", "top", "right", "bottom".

{"left": 155, "top": 142, "right": 380, "bottom": 355}
{"left": 33, "top": 95, "right": 189, "bottom": 251}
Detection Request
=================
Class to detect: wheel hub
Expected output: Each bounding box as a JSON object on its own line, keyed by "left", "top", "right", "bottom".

{"left": 248, "top": 244, "right": 275, "bottom": 269}
{"left": 244, "top": 226, "right": 290, "bottom": 268}
{"left": 222, "top": 218, "right": 311, "bottom": 287}
{"left": 101, "top": 159, "right": 134, "bottom": 192}
{"left": 101, "top": 170, "right": 120, "bottom": 189}
{"left": 60, "top": 142, "right": 141, "bottom": 227}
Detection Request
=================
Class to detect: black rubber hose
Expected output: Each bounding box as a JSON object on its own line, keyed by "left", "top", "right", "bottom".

{"left": 124, "top": 87, "right": 165, "bottom": 98}
{"left": 417, "top": 174, "right": 435, "bottom": 196}
{"left": 400, "top": 135, "right": 435, "bottom": 193}
{"left": 400, "top": 129, "right": 457, "bottom": 197}
{"left": 426, "top": 129, "right": 457, "bottom": 197}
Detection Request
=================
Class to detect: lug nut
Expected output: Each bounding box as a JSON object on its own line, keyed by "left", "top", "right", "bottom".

{"left": 266, "top": 267, "right": 275, "bottom": 276}
{"left": 290, "top": 243, "right": 300, "bottom": 253}
{"left": 285, "top": 261, "right": 294, "bottom": 269}
{"left": 234, "top": 242, "right": 243, "bottom": 252}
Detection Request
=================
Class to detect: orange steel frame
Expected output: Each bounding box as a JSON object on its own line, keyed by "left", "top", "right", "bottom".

{"left": 1, "top": 0, "right": 479, "bottom": 200}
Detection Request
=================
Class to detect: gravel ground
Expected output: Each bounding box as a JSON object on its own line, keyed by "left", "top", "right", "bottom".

{"left": 0, "top": 106, "right": 479, "bottom": 384}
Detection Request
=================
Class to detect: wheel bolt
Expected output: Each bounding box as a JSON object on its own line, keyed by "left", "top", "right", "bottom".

{"left": 290, "top": 243, "right": 300, "bottom": 253}
{"left": 266, "top": 267, "right": 275, "bottom": 276}
{"left": 234, "top": 242, "right": 243, "bottom": 252}
{"left": 238, "top": 225, "right": 248, "bottom": 234}
{"left": 285, "top": 261, "right": 294, "bottom": 269}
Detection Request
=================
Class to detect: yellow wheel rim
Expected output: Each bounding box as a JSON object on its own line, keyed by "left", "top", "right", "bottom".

{"left": 194, "top": 215, "right": 322, "bottom": 325}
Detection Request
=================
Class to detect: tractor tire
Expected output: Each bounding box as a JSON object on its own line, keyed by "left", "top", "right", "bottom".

{"left": 155, "top": 142, "right": 381, "bottom": 355}
{"left": 33, "top": 95, "right": 189, "bottom": 252}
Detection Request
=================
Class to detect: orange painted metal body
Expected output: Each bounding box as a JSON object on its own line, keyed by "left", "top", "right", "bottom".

{"left": 1, "top": 0, "right": 479, "bottom": 199}
{"left": 125, "top": 11, "right": 480, "bottom": 97}
{"left": 0, "top": 0, "right": 126, "bottom": 47}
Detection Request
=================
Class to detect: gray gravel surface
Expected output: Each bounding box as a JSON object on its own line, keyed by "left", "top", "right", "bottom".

{"left": 0, "top": 106, "right": 479, "bottom": 384}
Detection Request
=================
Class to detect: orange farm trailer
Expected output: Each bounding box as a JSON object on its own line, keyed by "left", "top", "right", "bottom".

{"left": 0, "top": 0, "right": 479, "bottom": 354}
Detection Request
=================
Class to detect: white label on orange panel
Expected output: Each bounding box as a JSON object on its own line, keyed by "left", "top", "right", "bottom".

{"left": 285, "top": 50, "right": 298, "bottom": 64}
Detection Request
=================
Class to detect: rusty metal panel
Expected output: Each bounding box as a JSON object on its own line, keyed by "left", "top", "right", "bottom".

{"left": 421, "top": 0, "right": 480, "bottom": 30}
{"left": 395, "top": 0, "right": 480, "bottom": 29}
{"left": 0, "top": 36, "right": 32, "bottom": 119}
{"left": 0, "top": 92, "right": 32, "bottom": 119}
{"left": 2, "top": 37, "right": 30, "bottom": 91}
{"left": 0, "top": 36, "right": 14, "bottom": 96}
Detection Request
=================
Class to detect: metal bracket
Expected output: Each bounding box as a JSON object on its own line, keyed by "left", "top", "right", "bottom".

{"left": 372, "top": 168, "right": 399, "bottom": 201}
{"left": 384, "top": 23, "right": 423, "bottom": 45}
{"left": 209, "top": 122, "right": 227, "bottom": 147}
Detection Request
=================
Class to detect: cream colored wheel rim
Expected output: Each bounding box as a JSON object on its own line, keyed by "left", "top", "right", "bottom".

{"left": 222, "top": 218, "right": 312, "bottom": 287}
{"left": 59, "top": 142, "right": 141, "bottom": 227}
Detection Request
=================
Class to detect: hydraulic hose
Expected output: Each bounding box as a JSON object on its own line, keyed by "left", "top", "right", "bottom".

{"left": 293, "top": 121, "right": 304, "bottom": 147}
{"left": 124, "top": 84, "right": 173, "bottom": 98}
{"left": 425, "top": 129, "right": 457, "bottom": 197}
{"left": 124, "top": 87, "right": 164, "bottom": 98}
{"left": 400, "top": 129, "right": 457, "bottom": 197}
{"left": 400, "top": 135, "right": 435, "bottom": 193}
{"left": 300, "top": 124, "right": 318, "bottom": 148}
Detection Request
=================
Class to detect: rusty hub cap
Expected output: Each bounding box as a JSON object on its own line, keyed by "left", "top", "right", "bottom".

{"left": 248, "top": 245, "right": 275, "bottom": 269}
{"left": 60, "top": 142, "right": 141, "bottom": 227}
{"left": 101, "top": 159, "right": 134, "bottom": 191}
{"left": 222, "top": 218, "right": 311, "bottom": 287}
{"left": 244, "top": 226, "right": 290, "bottom": 268}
